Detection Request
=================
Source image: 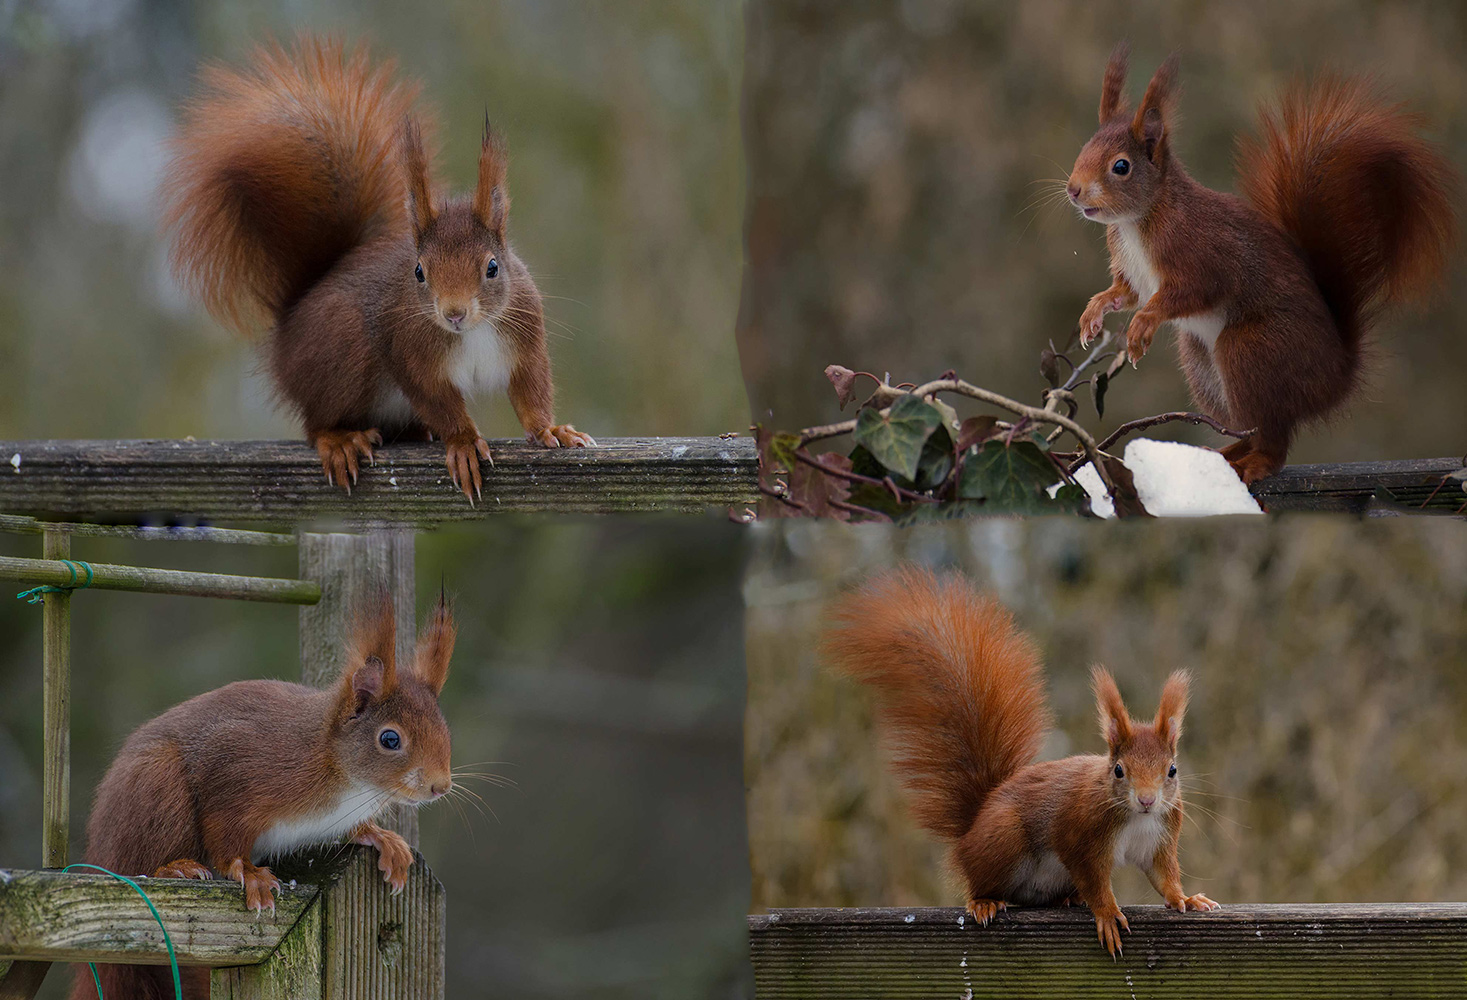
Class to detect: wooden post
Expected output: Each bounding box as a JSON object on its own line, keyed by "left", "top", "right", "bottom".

{"left": 0, "top": 530, "right": 72, "bottom": 1000}
{"left": 295, "top": 531, "right": 446, "bottom": 1000}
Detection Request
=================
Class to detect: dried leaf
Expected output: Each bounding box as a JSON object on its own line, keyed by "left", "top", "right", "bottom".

{"left": 1092, "top": 370, "right": 1109, "bottom": 419}
{"left": 957, "top": 415, "right": 1000, "bottom": 452}
{"left": 1102, "top": 454, "right": 1151, "bottom": 518}
{"left": 788, "top": 452, "right": 853, "bottom": 520}
{"left": 825, "top": 365, "right": 859, "bottom": 410}
{"left": 1039, "top": 347, "right": 1061, "bottom": 388}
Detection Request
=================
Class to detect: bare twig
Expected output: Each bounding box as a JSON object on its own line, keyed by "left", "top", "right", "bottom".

{"left": 1091, "top": 412, "right": 1254, "bottom": 457}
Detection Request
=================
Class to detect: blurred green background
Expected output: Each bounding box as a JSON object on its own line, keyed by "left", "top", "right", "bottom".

{"left": 0, "top": 1, "right": 752, "bottom": 996}
{"left": 746, "top": 517, "right": 1467, "bottom": 912}
{"left": 1, "top": 519, "right": 753, "bottom": 999}
{"left": 738, "top": 0, "right": 1467, "bottom": 463}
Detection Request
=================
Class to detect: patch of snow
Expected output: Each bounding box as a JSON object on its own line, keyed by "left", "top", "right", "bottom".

{"left": 9, "top": 453, "right": 19, "bottom": 472}
{"left": 1056, "top": 439, "right": 1263, "bottom": 518}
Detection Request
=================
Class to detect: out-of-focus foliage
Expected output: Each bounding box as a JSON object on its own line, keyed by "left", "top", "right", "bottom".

{"left": 738, "top": 0, "right": 1467, "bottom": 464}
{"left": 746, "top": 518, "right": 1467, "bottom": 911}
{"left": 0, "top": 0, "right": 747, "bottom": 441}
{"left": 0, "top": 518, "right": 752, "bottom": 999}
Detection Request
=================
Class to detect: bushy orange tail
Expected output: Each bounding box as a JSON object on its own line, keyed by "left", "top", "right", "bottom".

{"left": 822, "top": 567, "right": 1051, "bottom": 842}
{"left": 162, "top": 36, "right": 422, "bottom": 335}
{"left": 1238, "top": 76, "right": 1458, "bottom": 351}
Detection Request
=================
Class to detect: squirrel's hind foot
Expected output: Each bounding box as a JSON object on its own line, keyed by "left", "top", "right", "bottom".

{"left": 313, "top": 428, "right": 383, "bottom": 493}
{"left": 153, "top": 858, "right": 212, "bottom": 880}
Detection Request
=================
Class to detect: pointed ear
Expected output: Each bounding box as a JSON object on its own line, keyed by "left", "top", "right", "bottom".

{"left": 472, "top": 114, "right": 510, "bottom": 238}
{"left": 1092, "top": 666, "right": 1132, "bottom": 752}
{"left": 413, "top": 591, "right": 456, "bottom": 697}
{"left": 340, "top": 589, "right": 397, "bottom": 714}
{"left": 1099, "top": 40, "right": 1129, "bottom": 122}
{"left": 1131, "top": 53, "right": 1179, "bottom": 162}
{"left": 1154, "top": 670, "right": 1190, "bottom": 752}
{"left": 401, "top": 117, "right": 436, "bottom": 238}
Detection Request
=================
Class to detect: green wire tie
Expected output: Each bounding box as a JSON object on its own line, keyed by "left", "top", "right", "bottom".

{"left": 16, "top": 559, "right": 94, "bottom": 604}
{"left": 62, "top": 862, "right": 183, "bottom": 1000}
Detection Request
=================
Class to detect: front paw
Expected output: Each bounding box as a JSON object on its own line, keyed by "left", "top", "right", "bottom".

{"left": 153, "top": 858, "right": 212, "bottom": 880}
{"left": 1169, "top": 892, "right": 1221, "bottom": 912}
{"left": 1078, "top": 296, "right": 1109, "bottom": 347}
{"left": 964, "top": 897, "right": 1007, "bottom": 926}
{"left": 1124, "top": 313, "right": 1159, "bottom": 366}
{"left": 353, "top": 824, "right": 414, "bottom": 893}
{"left": 530, "top": 424, "right": 596, "bottom": 449}
{"left": 224, "top": 858, "right": 280, "bottom": 915}
{"left": 444, "top": 432, "right": 493, "bottom": 503}
{"left": 1093, "top": 908, "right": 1129, "bottom": 957}
{"left": 314, "top": 429, "right": 383, "bottom": 493}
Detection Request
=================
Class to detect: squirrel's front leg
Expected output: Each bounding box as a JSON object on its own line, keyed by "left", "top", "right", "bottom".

{"left": 1071, "top": 867, "right": 1128, "bottom": 957}
{"left": 1146, "top": 840, "right": 1221, "bottom": 913}
{"left": 1122, "top": 284, "right": 1217, "bottom": 366}
{"left": 397, "top": 371, "right": 492, "bottom": 503}
{"left": 1079, "top": 276, "right": 1137, "bottom": 348}
{"left": 222, "top": 857, "right": 281, "bottom": 915}
{"left": 351, "top": 820, "right": 414, "bottom": 893}
{"left": 508, "top": 343, "right": 595, "bottom": 449}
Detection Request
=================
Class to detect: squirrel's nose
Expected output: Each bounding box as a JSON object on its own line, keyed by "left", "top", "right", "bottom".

{"left": 429, "top": 779, "right": 452, "bottom": 798}
{"left": 443, "top": 308, "right": 466, "bottom": 326}
{"left": 1066, "top": 183, "right": 1081, "bottom": 202}
{"left": 1137, "top": 795, "right": 1156, "bottom": 810}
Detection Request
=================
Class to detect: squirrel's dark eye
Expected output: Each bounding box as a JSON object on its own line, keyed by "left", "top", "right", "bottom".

{"left": 379, "top": 729, "right": 401, "bottom": 751}
{"left": 1168, "top": 763, "right": 1178, "bottom": 779}
{"left": 414, "top": 263, "right": 425, "bottom": 284}
{"left": 1113, "top": 763, "right": 1124, "bottom": 779}
{"left": 1112, "top": 158, "right": 1131, "bottom": 176}
{"left": 485, "top": 258, "right": 499, "bottom": 279}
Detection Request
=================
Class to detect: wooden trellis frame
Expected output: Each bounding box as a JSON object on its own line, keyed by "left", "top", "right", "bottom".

{"left": 0, "top": 517, "right": 443, "bottom": 999}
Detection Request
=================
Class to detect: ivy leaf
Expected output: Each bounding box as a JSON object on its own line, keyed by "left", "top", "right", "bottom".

{"left": 852, "top": 394, "right": 943, "bottom": 481}
{"left": 845, "top": 482, "right": 908, "bottom": 520}
{"left": 788, "top": 452, "right": 853, "bottom": 520}
{"left": 957, "top": 415, "right": 1000, "bottom": 452}
{"left": 958, "top": 439, "right": 1065, "bottom": 512}
{"left": 914, "top": 425, "right": 956, "bottom": 492}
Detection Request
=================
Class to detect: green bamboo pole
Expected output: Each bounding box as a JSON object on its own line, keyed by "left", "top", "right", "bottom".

{"left": 0, "top": 556, "right": 320, "bottom": 605}
{"left": 0, "top": 513, "right": 294, "bottom": 546}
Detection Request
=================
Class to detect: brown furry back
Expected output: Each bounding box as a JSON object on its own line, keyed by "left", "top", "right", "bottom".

{"left": 162, "top": 36, "right": 422, "bottom": 335}
{"left": 822, "top": 567, "right": 1052, "bottom": 842}
{"left": 1238, "top": 76, "right": 1458, "bottom": 352}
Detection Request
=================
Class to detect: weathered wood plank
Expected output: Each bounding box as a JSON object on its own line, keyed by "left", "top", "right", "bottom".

{"left": 210, "top": 894, "right": 324, "bottom": 1000}
{"left": 751, "top": 905, "right": 1467, "bottom": 998}
{"left": 321, "top": 848, "right": 444, "bottom": 1000}
{"left": 40, "top": 530, "right": 70, "bottom": 870}
{"left": 0, "top": 556, "right": 321, "bottom": 604}
{"left": 1249, "top": 457, "right": 1466, "bottom": 514}
{"left": 0, "top": 869, "right": 317, "bottom": 966}
{"left": 0, "top": 438, "right": 757, "bottom": 524}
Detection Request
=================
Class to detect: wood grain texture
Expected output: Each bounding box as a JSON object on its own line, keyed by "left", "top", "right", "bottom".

{"left": 210, "top": 894, "right": 324, "bottom": 1000}
{"left": 1249, "top": 457, "right": 1466, "bottom": 514}
{"left": 0, "top": 438, "right": 758, "bottom": 524}
{"left": 321, "top": 848, "right": 444, "bottom": 1000}
{"left": 0, "top": 556, "right": 320, "bottom": 604}
{"left": 40, "top": 530, "right": 70, "bottom": 870}
{"left": 0, "top": 869, "right": 317, "bottom": 966}
{"left": 750, "top": 905, "right": 1467, "bottom": 998}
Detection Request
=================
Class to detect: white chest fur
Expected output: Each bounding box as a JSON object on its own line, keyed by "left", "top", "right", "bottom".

{"left": 1113, "top": 223, "right": 1226, "bottom": 352}
{"left": 1113, "top": 810, "right": 1169, "bottom": 869}
{"left": 450, "top": 322, "right": 514, "bottom": 400}
{"left": 251, "top": 780, "right": 390, "bottom": 862}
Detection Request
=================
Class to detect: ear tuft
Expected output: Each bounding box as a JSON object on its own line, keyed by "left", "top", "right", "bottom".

{"left": 472, "top": 114, "right": 510, "bottom": 237}
{"left": 1131, "top": 52, "right": 1180, "bottom": 162}
{"left": 413, "top": 591, "right": 456, "bottom": 696}
{"left": 401, "top": 116, "right": 436, "bottom": 238}
{"left": 340, "top": 588, "right": 398, "bottom": 714}
{"left": 1154, "top": 669, "right": 1190, "bottom": 750}
{"left": 1092, "top": 666, "right": 1132, "bottom": 751}
{"left": 1100, "top": 40, "right": 1130, "bottom": 122}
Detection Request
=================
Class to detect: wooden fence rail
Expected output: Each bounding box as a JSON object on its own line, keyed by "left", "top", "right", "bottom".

{"left": 0, "top": 437, "right": 758, "bottom": 524}
{"left": 1248, "top": 457, "right": 1465, "bottom": 514}
{"left": 750, "top": 905, "right": 1467, "bottom": 998}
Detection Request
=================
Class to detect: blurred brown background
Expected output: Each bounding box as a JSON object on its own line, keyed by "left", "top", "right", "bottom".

{"left": 746, "top": 517, "right": 1467, "bottom": 911}
{"left": 738, "top": 0, "right": 1467, "bottom": 463}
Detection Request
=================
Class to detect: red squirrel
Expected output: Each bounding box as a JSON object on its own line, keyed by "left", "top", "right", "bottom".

{"left": 163, "top": 37, "right": 594, "bottom": 502}
{"left": 1067, "top": 43, "right": 1457, "bottom": 483}
{"left": 823, "top": 566, "right": 1218, "bottom": 957}
{"left": 72, "top": 594, "right": 456, "bottom": 1000}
